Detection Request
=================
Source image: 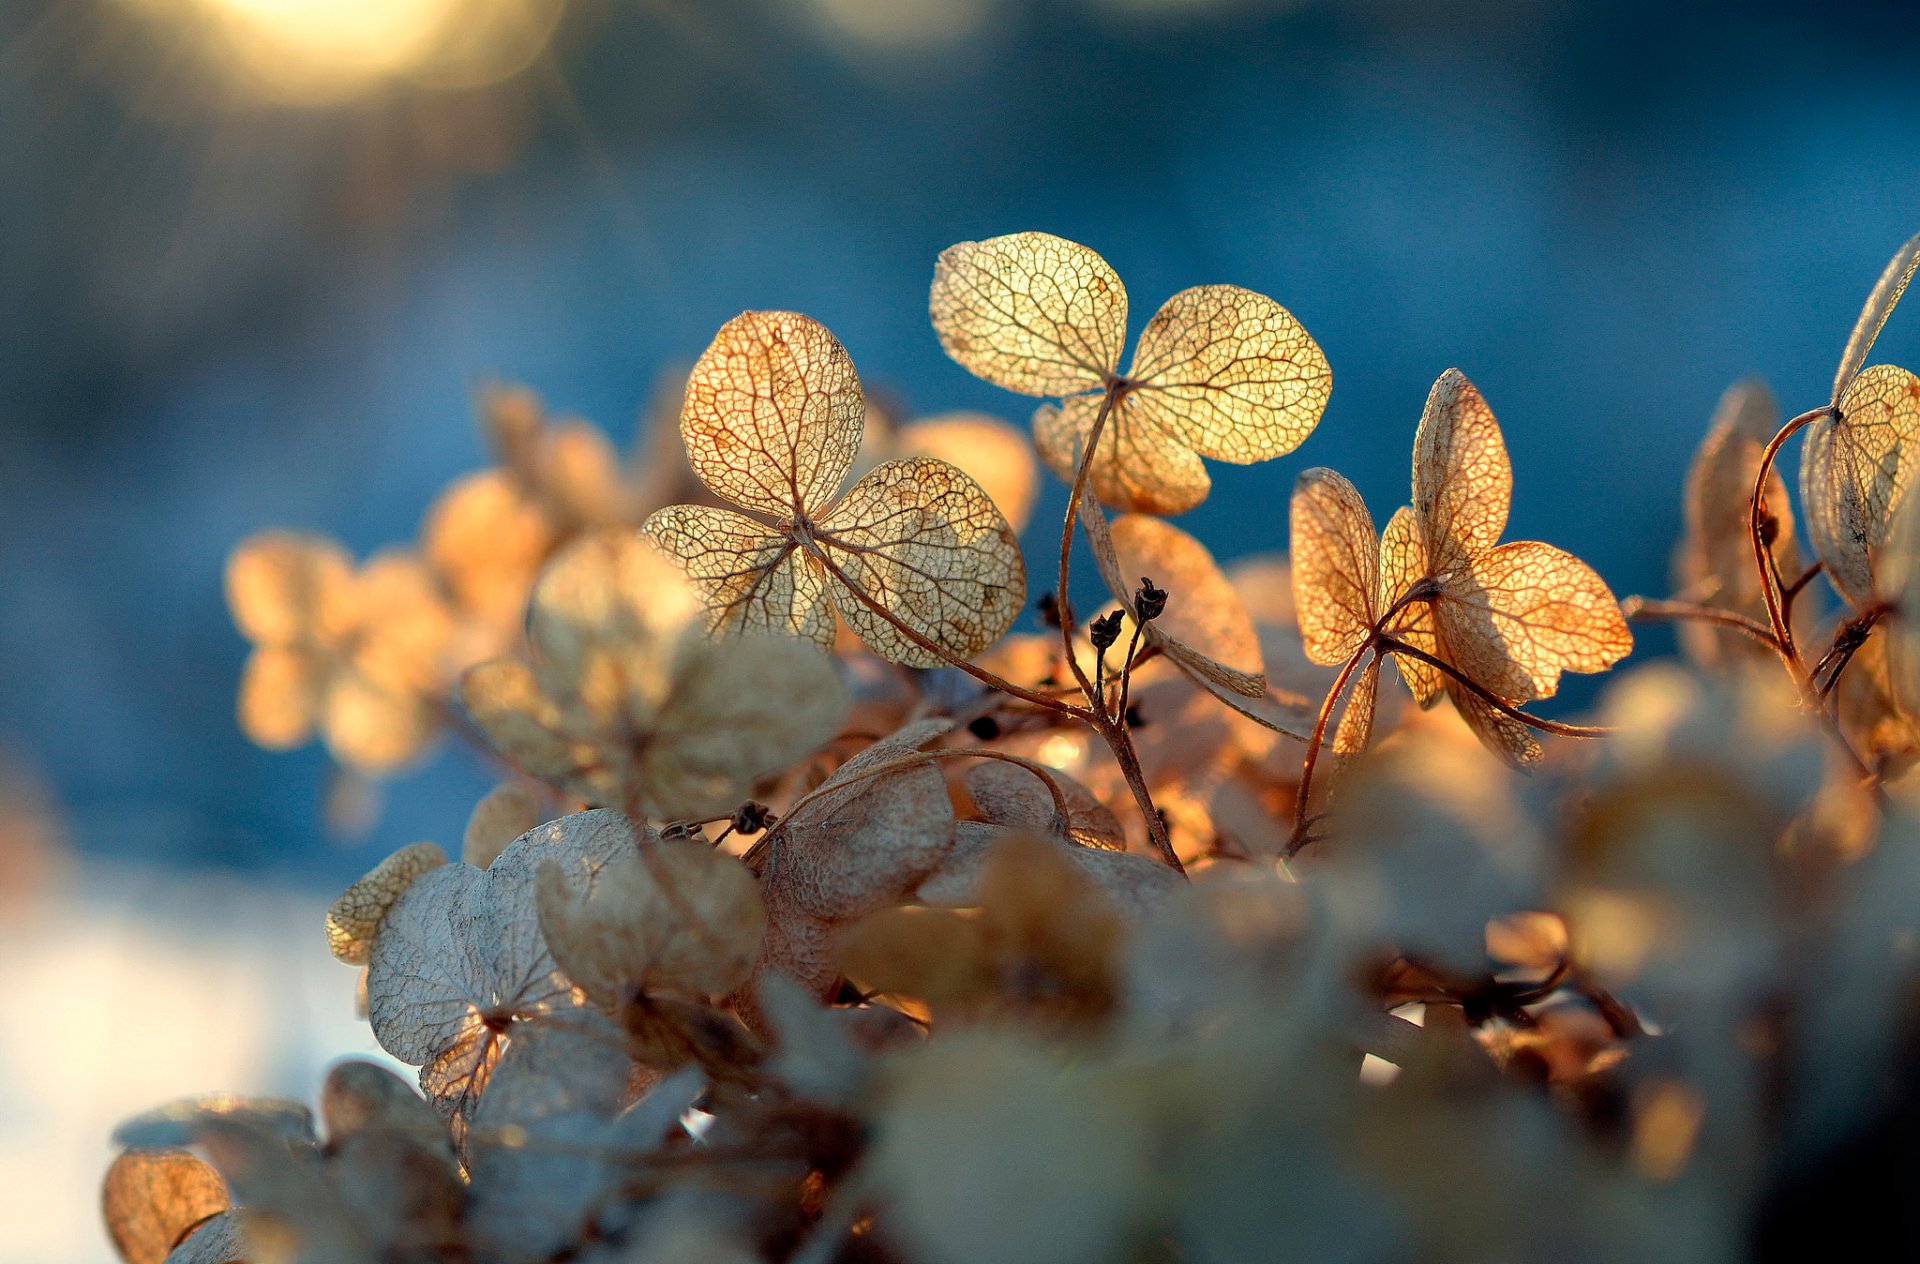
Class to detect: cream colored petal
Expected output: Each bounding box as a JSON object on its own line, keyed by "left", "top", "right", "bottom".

{"left": 680, "top": 311, "right": 864, "bottom": 518}
{"left": 326, "top": 841, "right": 450, "bottom": 965}
{"left": 460, "top": 658, "right": 583, "bottom": 785}
{"left": 1447, "top": 680, "right": 1543, "bottom": 769}
{"left": 1126, "top": 283, "right": 1331, "bottom": 463}
{"left": 1412, "top": 368, "right": 1512, "bottom": 573}
{"left": 643, "top": 636, "right": 848, "bottom": 821}
{"left": 896, "top": 412, "right": 1040, "bottom": 532}
{"left": 237, "top": 646, "right": 324, "bottom": 750}
{"left": 1289, "top": 467, "right": 1379, "bottom": 665}
{"left": 1800, "top": 363, "right": 1920, "bottom": 609}
{"left": 643, "top": 504, "right": 834, "bottom": 651}
{"left": 815, "top": 457, "right": 1026, "bottom": 667}
{"left": 930, "top": 232, "right": 1125, "bottom": 397}
{"left": 421, "top": 469, "right": 557, "bottom": 630}
{"left": 1328, "top": 654, "right": 1381, "bottom": 788}
{"left": 1379, "top": 505, "right": 1443, "bottom": 706}
{"left": 463, "top": 783, "right": 541, "bottom": 870}
{"left": 1835, "top": 230, "right": 1920, "bottom": 405}
{"left": 1438, "top": 540, "right": 1633, "bottom": 702}
{"left": 225, "top": 530, "right": 355, "bottom": 646}
{"left": 541, "top": 418, "right": 628, "bottom": 526}
{"left": 1033, "top": 394, "right": 1211, "bottom": 515}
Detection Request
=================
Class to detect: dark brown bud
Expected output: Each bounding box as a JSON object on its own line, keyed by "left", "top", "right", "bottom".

{"left": 1089, "top": 610, "right": 1124, "bottom": 652}
{"left": 731, "top": 801, "right": 775, "bottom": 835}
{"left": 1135, "top": 576, "right": 1168, "bottom": 623}
{"left": 1036, "top": 591, "right": 1062, "bottom": 628}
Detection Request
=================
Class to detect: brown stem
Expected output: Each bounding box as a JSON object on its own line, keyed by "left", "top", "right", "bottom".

{"left": 1749, "top": 406, "right": 1829, "bottom": 681}
{"left": 1814, "top": 604, "right": 1891, "bottom": 700}
{"left": 1374, "top": 637, "right": 1615, "bottom": 738}
{"left": 1115, "top": 616, "right": 1148, "bottom": 727}
{"left": 1620, "top": 596, "right": 1780, "bottom": 649}
{"left": 1056, "top": 385, "right": 1122, "bottom": 710}
{"left": 1290, "top": 637, "right": 1376, "bottom": 848}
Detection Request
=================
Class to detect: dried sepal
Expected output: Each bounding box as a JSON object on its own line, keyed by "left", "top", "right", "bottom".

{"left": 1675, "top": 381, "right": 1802, "bottom": 667}
{"left": 464, "top": 782, "right": 541, "bottom": 869}
{"left": 103, "top": 1149, "right": 231, "bottom": 1264}
{"left": 319, "top": 1060, "right": 445, "bottom": 1149}
{"left": 325, "top": 841, "right": 449, "bottom": 965}
{"left": 1834, "top": 230, "right": 1920, "bottom": 405}
{"left": 916, "top": 821, "right": 1181, "bottom": 921}
{"left": 460, "top": 531, "right": 846, "bottom": 819}
{"left": 1290, "top": 467, "right": 1380, "bottom": 665}
{"left": 645, "top": 312, "right": 1027, "bottom": 664}
{"left": 1800, "top": 363, "right": 1920, "bottom": 609}
{"left": 160, "top": 1212, "right": 244, "bottom": 1264}
{"left": 536, "top": 840, "right": 766, "bottom": 1007}
{"left": 112, "top": 1097, "right": 316, "bottom": 1151}
{"left": 965, "top": 759, "right": 1125, "bottom": 850}
{"left": 930, "top": 232, "right": 1127, "bottom": 396}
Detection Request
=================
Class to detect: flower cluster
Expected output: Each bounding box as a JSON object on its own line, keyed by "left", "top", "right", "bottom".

{"left": 110, "top": 230, "right": 1920, "bottom": 1264}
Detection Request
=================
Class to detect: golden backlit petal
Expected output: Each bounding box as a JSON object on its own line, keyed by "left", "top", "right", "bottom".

{"left": 1835, "top": 230, "right": 1920, "bottom": 404}
{"left": 1447, "top": 680, "right": 1543, "bottom": 768}
{"left": 1290, "top": 467, "right": 1379, "bottom": 665}
{"left": 1439, "top": 539, "right": 1632, "bottom": 702}
{"left": 464, "top": 782, "right": 541, "bottom": 870}
{"left": 460, "top": 658, "right": 580, "bottom": 784}
{"left": 422, "top": 469, "right": 557, "bottom": 629}
{"left": 896, "top": 412, "right": 1040, "bottom": 532}
{"left": 646, "top": 637, "right": 848, "bottom": 821}
{"left": 1033, "top": 394, "right": 1211, "bottom": 515}
{"left": 224, "top": 530, "right": 355, "bottom": 646}
{"left": 1380, "top": 504, "right": 1444, "bottom": 706}
{"left": 103, "top": 1149, "right": 231, "bottom": 1264}
{"left": 525, "top": 532, "right": 700, "bottom": 724}
{"left": 1107, "top": 513, "right": 1264, "bottom": 684}
{"left": 1329, "top": 654, "right": 1381, "bottom": 781}
{"left": 930, "top": 232, "right": 1125, "bottom": 397}
{"left": 326, "top": 841, "right": 450, "bottom": 965}
{"left": 1126, "top": 283, "right": 1331, "bottom": 463}
{"left": 351, "top": 549, "right": 456, "bottom": 689}
{"left": 1676, "top": 380, "right": 1798, "bottom": 666}
{"left": 1800, "top": 363, "right": 1920, "bottom": 609}
{"left": 816, "top": 457, "right": 1026, "bottom": 666}
{"left": 541, "top": 419, "right": 628, "bottom": 526}
{"left": 236, "top": 646, "right": 324, "bottom": 750}
{"left": 1412, "top": 369, "right": 1512, "bottom": 572}
{"left": 643, "top": 504, "right": 835, "bottom": 650}
{"left": 680, "top": 311, "right": 864, "bottom": 518}
{"left": 322, "top": 672, "right": 439, "bottom": 773}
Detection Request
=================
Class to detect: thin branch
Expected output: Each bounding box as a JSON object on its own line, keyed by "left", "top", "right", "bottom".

{"left": 1748, "top": 406, "right": 1830, "bottom": 680}
{"left": 1620, "top": 596, "right": 1779, "bottom": 648}
{"left": 1374, "top": 637, "right": 1616, "bottom": 738}
{"left": 1289, "top": 638, "right": 1375, "bottom": 852}
{"left": 1056, "top": 385, "right": 1122, "bottom": 710}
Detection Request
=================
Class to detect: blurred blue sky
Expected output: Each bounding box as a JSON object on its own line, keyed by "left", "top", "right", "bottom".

{"left": 4, "top": 0, "right": 1919, "bottom": 883}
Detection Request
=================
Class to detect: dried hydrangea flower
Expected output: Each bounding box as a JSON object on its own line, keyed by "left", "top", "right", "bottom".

{"left": 102, "top": 1149, "right": 231, "bottom": 1264}
{"left": 931, "top": 230, "right": 1330, "bottom": 513}
{"left": 1800, "top": 232, "right": 1920, "bottom": 609}
{"left": 537, "top": 839, "right": 765, "bottom": 1067}
{"left": 461, "top": 531, "right": 847, "bottom": 820}
{"left": 364, "top": 809, "right": 640, "bottom": 1130}
{"left": 325, "top": 841, "right": 448, "bottom": 965}
{"left": 643, "top": 311, "right": 1026, "bottom": 666}
{"left": 226, "top": 531, "right": 455, "bottom": 772}
{"left": 1298, "top": 371, "right": 1632, "bottom": 766}
{"left": 963, "top": 759, "right": 1125, "bottom": 850}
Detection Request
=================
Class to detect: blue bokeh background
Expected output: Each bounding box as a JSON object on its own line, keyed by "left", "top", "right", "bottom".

{"left": 5, "top": 0, "right": 1919, "bottom": 886}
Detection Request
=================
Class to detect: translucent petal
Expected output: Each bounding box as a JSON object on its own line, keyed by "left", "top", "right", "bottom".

{"left": 236, "top": 646, "right": 323, "bottom": 749}
{"left": 964, "top": 759, "right": 1126, "bottom": 851}
{"left": 225, "top": 530, "right": 355, "bottom": 647}
{"left": 645, "top": 636, "right": 847, "bottom": 820}
{"left": 1289, "top": 467, "right": 1379, "bottom": 665}
{"left": 1835, "top": 230, "right": 1920, "bottom": 404}
{"left": 1437, "top": 539, "right": 1633, "bottom": 702}
{"left": 421, "top": 469, "right": 556, "bottom": 630}
{"left": 1106, "top": 513, "right": 1266, "bottom": 695}
{"left": 930, "top": 232, "right": 1125, "bottom": 396}
{"left": 897, "top": 411, "right": 1040, "bottom": 531}
{"left": 1800, "top": 363, "right": 1920, "bottom": 609}
{"left": 1125, "top": 284, "right": 1331, "bottom": 463}
{"left": 1033, "top": 394, "right": 1211, "bottom": 515}
{"left": 326, "top": 841, "right": 450, "bottom": 965}
{"left": 1413, "top": 369, "right": 1512, "bottom": 573}
{"left": 103, "top": 1149, "right": 231, "bottom": 1264}
{"left": 680, "top": 310, "right": 864, "bottom": 518}
{"left": 1447, "top": 681, "right": 1543, "bottom": 769}
{"left": 1329, "top": 654, "right": 1381, "bottom": 783}
{"left": 815, "top": 456, "right": 1026, "bottom": 666}
{"left": 464, "top": 783, "right": 541, "bottom": 870}
{"left": 643, "top": 504, "right": 834, "bottom": 650}
{"left": 460, "top": 658, "right": 584, "bottom": 787}
{"left": 1379, "top": 505, "right": 1443, "bottom": 705}
{"left": 322, "top": 671, "right": 438, "bottom": 773}
{"left": 1675, "top": 380, "right": 1799, "bottom": 667}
